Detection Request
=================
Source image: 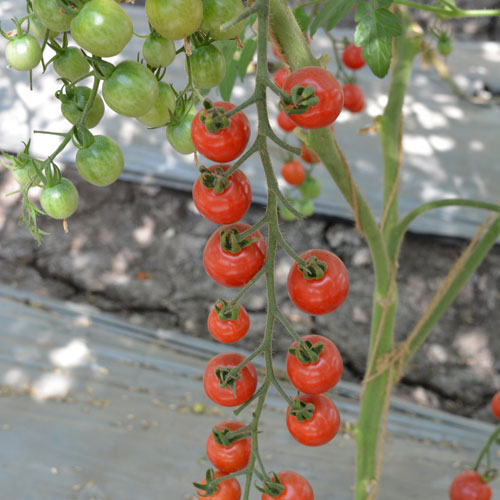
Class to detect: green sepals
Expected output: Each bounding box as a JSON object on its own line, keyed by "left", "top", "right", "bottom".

{"left": 255, "top": 471, "right": 286, "bottom": 497}
{"left": 289, "top": 397, "right": 316, "bottom": 422}
{"left": 219, "top": 226, "right": 262, "bottom": 254}
{"left": 199, "top": 165, "right": 230, "bottom": 194}
{"left": 214, "top": 298, "right": 241, "bottom": 322}
{"left": 289, "top": 339, "right": 324, "bottom": 364}
{"left": 43, "top": 160, "right": 62, "bottom": 188}
{"left": 215, "top": 366, "right": 241, "bottom": 397}
{"left": 193, "top": 469, "right": 219, "bottom": 497}
{"left": 298, "top": 255, "right": 328, "bottom": 280}
{"left": 212, "top": 424, "right": 250, "bottom": 446}
{"left": 481, "top": 469, "right": 498, "bottom": 483}
{"left": 90, "top": 58, "right": 115, "bottom": 80}
{"left": 71, "top": 124, "right": 94, "bottom": 150}
{"left": 285, "top": 85, "right": 319, "bottom": 116}
{"left": 200, "top": 104, "right": 231, "bottom": 133}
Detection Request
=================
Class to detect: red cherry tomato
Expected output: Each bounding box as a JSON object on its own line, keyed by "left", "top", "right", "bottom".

{"left": 207, "top": 302, "right": 250, "bottom": 343}
{"left": 203, "top": 223, "right": 267, "bottom": 288}
{"left": 300, "top": 144, "right": 319, "bottom": 164}
{"left": 283, "top": 67, "right": 343, "bottom": 129}
{"left": 203, "top": 352, "right": 258, "bottom": 407}
{"left": 197, "top": 470, "right": 242, "bottom": 500}
{"left": 342, "top": 44, "right": 366, "bottom": 70}
{"left": 449, "top": 470, "right": 492, "bottom": 500}
{"left": 261, "top": 470, "right": 314, "bottom": 500}
{"left": 286, "top": 393, "right": 340, "bottom": 446}
{"left": 191, "top": 101, "right": 250, "bottom": 162}
{"left": 281, "top": 160, "right": 305, "bottom": 185}
{"left": 343, "top": 83, "right": 365, "bottom": 113}
{"left": 287, "top": 249, "right": 349, "bottom": 315}
{"left": 286, "top": 334, "right": 343, "bottom": 394}
{"left": 192, "top": 165, "right": 252, "bottom": 224}
{"left": 491, "top": 391, "right": 500, "bottom": 419}
{"left": 206, "top": 420, "right": 251, "bottom": 473}
{"left": 277, "top": 110, "right": 296, "bottom": 132}
{"left": 273, "top": 67, "right": 291, "bottom": 89}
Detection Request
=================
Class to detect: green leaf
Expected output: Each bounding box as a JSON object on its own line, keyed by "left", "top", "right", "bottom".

{"left": 293, "top": 6, "right": 311, "bottom": 33}
{"left": 362, "top": 36, "right": 393, "bottom": 77}
{"left": 238, "top": 38, "right": 257, "bottom": 81}
{"left": 377, "top": 0, "right": 393, "bottom": 8}
{"left": 374, "top": 8, "right": 403, "bottom": 37}
{"left": 217, "top": 40, "right": 238, "bottom": 101}
{"left": 310, "top": 0, "right": 355, "bottom": 36}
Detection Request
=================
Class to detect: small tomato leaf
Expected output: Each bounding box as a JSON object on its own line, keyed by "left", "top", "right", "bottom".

{"left": 310, "top": 0, "right": 355, "bottom": 36}
{"left": 238, "top": 38, "right": 257, "bottom": 81}
{"left": 218, "top": 41, "right": 238, "bottom": 101}
{"left": 377, "top": 0, "right": 393, "bottom": 8}
{"left": 293, "top": 6, "right": 311, "bottom": 33}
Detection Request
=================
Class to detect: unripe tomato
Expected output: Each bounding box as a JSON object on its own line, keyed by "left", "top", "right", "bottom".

{"left": 70, "top": 0, "right": 133, "bottom": 58}
{"left": 300, "top": 177, "right": 321, "bottom": 199}
{"left": 201, "top": 0, "right": 246, "bottom": 40}
{"left": 142, "top": 35, "right": 176, "bottom": 68}
{"left": 193, "top": 164, "right": 252, "bottom": 224}
{"left": 29, "top": 15, "right": 59, "bottom": 40}
{"left": 33, "top": 0, "right": 72, "bottom": 32}
{"left": 197, "top": 470, "right": 241, "bottom": 500}
{"left": 137, "top": 82, "right": 176, "bottom": 128}
{"left": 286, "top": 393, "right": 340, "bottom": 446}
{"left": 12, "top": 161, "right": 37, "bottom": 187}
{"left": 188, "top": 45, "right": 226, "bottom": 89}
{"left": 6, "top": 36, "right": 42, "bottom": 71}
{"left": 283, "top": 67, "right": 343, "bottom": 129}
{"left": 449, "top": 470, "right": 491, "bottom": 500}
{"left": 342, "top": 44, "right": 366, "bottom": 70}
{"left": 61, "top": 86, "right": 105, "bottom": 129}
{"left": 261, "top": 470, "right": 314, "bottom": 500}
{"left": 281, "top": 160, "right": 305, "bottom": 186}
{"left": 102, "top": 61, "right": 159, "bottom": 118}
{"left": 40, "top": 178, "right": 79, "bottom": 220}
{"left": 343, "top": 83, "right": 365, "bottom": 113}
{"left": 53, "top": 47, "right": 90, "bottom": 82}
{"left": 146, "top": 0, "right": 203, "bottom": 40}
{"left": 438, "top": 36, "right": 453, "bottom": 57}
{"left": 203, "top": 352, "right": 257, "bottom": 407}
{"left": 167, "top": 107, "right": 197, "bottom": 154}
{"left": 206, "top": 421, "right": 251, "bottom": 472}
{"left": 287, "top": 249, "right": 349, "bottom": 315}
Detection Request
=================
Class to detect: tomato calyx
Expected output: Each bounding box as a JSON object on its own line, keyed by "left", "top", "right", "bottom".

{"left": 215, "top": 366, "right": 242, "bottom": 396}
{"left": 288, "top": 397, "right": 315, "bottom": 422}
{"left": 297, "top": 255, "right": 327, "bottom": 280}
{"left": 211, "top": 424, "right": 251, "bottom": 447}
{"left": 200, "top": 100, "right": 231, "bottom": 133}
{"left": 284, "top": 84, "right": 320, "bottom": 116}
{"left": 289, "top": 339, "right": 324, "bottom": 364}
{"left": 255, "top": 471, "right": 285, "bottom": 497}
{"left": 71, "top": 124, "right": 94, "bottom": 149}
{"left": 214, "top": 299, "right": 242, "bottom": 321}
{"left": 219, "top": 227, "right": 263, "bottom": 255}
{"left": 193, "top": 468, "right": 219, "bottom": 496}
{"left": 198, "top": 165, "right": 231, "bottom": 194}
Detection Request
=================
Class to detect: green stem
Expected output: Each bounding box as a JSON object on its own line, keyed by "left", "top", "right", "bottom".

{"left": 473, "top": 425, "right": 500, "bottom": 471}
{"left": 274, "top": 308, "right": 302, "bottom": 343}
{"left": 394, "top": 0, "right": 500, "bottom": 18}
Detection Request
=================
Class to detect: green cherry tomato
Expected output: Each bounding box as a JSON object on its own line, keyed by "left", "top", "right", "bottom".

{"left": 299, "top": 199, "right": 314, "bottom": 217}
{"left": 280, "top": 198, "right": 314, "bottom": 221}
{"left": 29, "top": 15, "right": 59, "bottom": 40}
{"left": 61, "top": 86, "right": 105, "bottom": 129}
{"left": 146, "top": 0, "right": 203, "bottom": 41}
{"left": 142, "top": 35, "right": 176, "bottom": 68}
{"left": 300, "top": 176, "right": 321, "bottom": 199}
{"left": 6, "top": 36, "right": 42, "bottom": 71}
{"left": 76, "top": 135, "right": 124, "bottom": 186}
{"left": 437, "top": 36, "right": 453, "bottom": 56}
{"left": 33, "top": 0, "right": 73, "bottom": 32}
{"left": 53, "top": 47, "right": 90, "bottom": 82}
{"left": 102, "top": 61, "right": 159, "bottom": 118}
{"left": 12, "top": 161, "right": 37, "bottom": 187}
{"left": 166, "top": 107, "right": 197, "bottom": 154}
{"left": 137, "top": 82, "right": 176, "bottom": 127}
{"left": 200, "top": 0, "right": 246, "bottom": 40}
{"left": 187, "top": 44, "right": 226, "bottom": 89}
{"left": 70, "top": 0, "right": 133, "bottom": 58}
{"left": 40, "top": 178, "right": 79, "bottom": 219}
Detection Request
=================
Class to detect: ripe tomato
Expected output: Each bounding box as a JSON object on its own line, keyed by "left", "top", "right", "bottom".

{"left": 70, "top": 0, "right": 133, "bottom": 58}
{"left": 40, "top": 178, "right": 79, "bottom": 220}
{"left": 287, "top": 249, "right": 349, "bottom": 315}
{"left": 6, "top": 36, "right": 42, "bottom": 72}
{"left": 203, "top": 223, "right": 267, "bottom": 288}
{"left": 449, "top": 470, "right": 492, "bottom": 500}
{"left": 283, "top": 67, "right": 343, "bottom": 129}
{"left": 491, "top": 391, "right": 500, "bottom": 419}
{"left": 53, "top": 47, "right": 90, "bottom": 82}
{"left": 191, "top": 102, "right": 251, "bottom": 163}
{"left": 300, "top": 144, "right": 319, "bottom": 164}
{"left": 203, "top": 352, "right": 257, "bottom": 407}
{"left": 61, "top": 86, "right": 105, "bottom": 129}
{"left": 197, "top": 470, "right": 241, "bottom": 500}
{"left": 342, "top": 44, "right": 366, "bottom": 70}
{"left": 33, "top": 0, "right": 72, "bottom": 32}
{"left": 137, "top": 81, "right": 176, "bottom": 128}
{"left": 206, "top": 421, "right": 251, "bottom": 473}
{"left": 167, "top": 106, "right": 197, "bottom": 154}
{"left": 207, "top": 302, "right": 250, "bottom": 343}
{"left": 76, "top": 135, "right": 124, "bottom": 187}
{"left": 200, "top": 0, "right": 246, "bottom": 40}
{"left": 193, "top": 165, "right": 252, "bottom": 224}
{"left": 277, "top": 110, "right": 296, "bottom": 132}
{"left": 146, "top": 0, "right": 203, "bottom": 40}
{"left": 286, "top": 334, "right": 342, "bottom": 394}
{"left": 142, "top": 35, "right": 176, "bottom": 68}
{"left": 281, "top": 160, "right": 305, "bottom": 186}
{"left": 188, "top": 44, "right": 226, "bottom": 89}
{"left": 343, "top": 83, "right": 365, "bottom": 113}
{"left": 273, "top": 68, "right": 291, "bottom": 89}
{"left": 286, "top": 393, "right": 340, "bottom": 446}
{"left": 261, "top": 470, "right": 314, "bottom": 500}
{"left": 300, "top": 177, "right": 321, "bottom": 199}
{"left": 102, "top": 61, "right": 159, "bottom": 118}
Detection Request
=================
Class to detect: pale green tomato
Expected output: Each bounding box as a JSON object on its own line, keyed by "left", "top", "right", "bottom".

{"left": 137, "top": 82, "right": 176, "bottom": 128}
{"left": 29, "top": 15, "right": 59, "bottom": 40}
{"left": 6, "top": 36, "right": 42, "bottom": 71}
{"left": 146, "top": 0, "right": 203, "bottom": 40}
{"left": 142, "top": 36, "right": 176, "bottom": 68}
{"left": 200, "top": 0, "right": 246, "bottom": 40}
{"left": 166, "top": 107, "right": 196, "bottom": 154}
{"left": 33, "top": 0, "right": 73, "bottom": 32}
{"left": 61, "top": 86, "right": 105, "bottom": 129}
{"left": 12, "top": 161, "right": 37, "bottom": 187}
{"left": 187, "top": 44, "right": 226, "bottom": 89}
{"left": 40, "top": 178, "right": 79, "bottom": 219}
{"left": 53, "top": 47, "right": 90, "bottom": 82}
